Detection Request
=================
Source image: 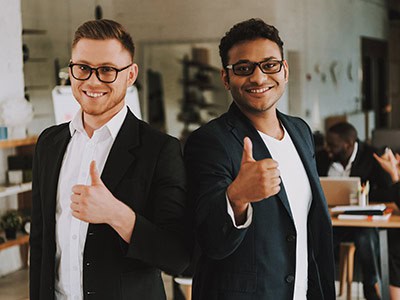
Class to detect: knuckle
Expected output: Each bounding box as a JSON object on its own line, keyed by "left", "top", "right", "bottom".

{"left": 260, "top": 172, "right": 268, "bottom": 181}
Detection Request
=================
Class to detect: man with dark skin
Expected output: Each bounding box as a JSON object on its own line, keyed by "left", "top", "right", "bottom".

{"left": 185, "top": 18, "right": 335, "bottom": 300}
{"left": 317, "top": 122, "right": 392, "bottom": 300}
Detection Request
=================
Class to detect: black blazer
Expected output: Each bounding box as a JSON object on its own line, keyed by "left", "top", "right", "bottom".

{"left": 30, "top": 109, "right": 189, "bottom": 300}
{"left": 316, "top": 141, "right": 392, "bottom": 202}
{"left": 184, "top": 103, "right": 335, "bottom": 300}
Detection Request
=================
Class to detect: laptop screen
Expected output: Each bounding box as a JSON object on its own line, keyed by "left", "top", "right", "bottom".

{"left": 319, "top": 177, "right": 361, "bottom": 206}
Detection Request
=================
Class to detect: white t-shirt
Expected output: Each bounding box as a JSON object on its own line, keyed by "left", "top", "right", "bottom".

{"left": 258, "top": 127, "right": 312, "bottom": 300}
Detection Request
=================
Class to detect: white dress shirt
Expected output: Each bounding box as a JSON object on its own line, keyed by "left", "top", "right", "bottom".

{"left": 54, "top": 106, "right": 127, "bottom": 300}
{"left": 328, "top": 142, "right": 358, "bottom": 177}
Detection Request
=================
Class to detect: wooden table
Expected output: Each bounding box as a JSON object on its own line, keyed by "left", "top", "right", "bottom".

{"left": 331, "top": 203, "right": 400, "bottom": 300}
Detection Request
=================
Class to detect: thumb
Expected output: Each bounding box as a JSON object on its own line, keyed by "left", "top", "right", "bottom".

{"left": 396, "top": 153, "right": 400, "bottom": 163}
{"left": 90, "top": 160, "right": 103, "bottom": 186}
{"left": 241, "top": 137, "right": 255, "bottom": 164}
{"left": 386, "top": 149, "right": 397, "bottom": 164}
{"left": 373, "top": 153, "right": 384, "bottom": 164}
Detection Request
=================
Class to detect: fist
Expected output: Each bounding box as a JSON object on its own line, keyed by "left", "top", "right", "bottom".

{"left": 228, "top": 137, "right": 281, "bottom": 205}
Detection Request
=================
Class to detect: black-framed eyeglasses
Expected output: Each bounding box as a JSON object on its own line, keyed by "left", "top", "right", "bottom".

{"left": 226, "top": 59, "right": 284, "bottom": 76}
{"left": 68, "top": 61, "right": 133, "bottom": 83}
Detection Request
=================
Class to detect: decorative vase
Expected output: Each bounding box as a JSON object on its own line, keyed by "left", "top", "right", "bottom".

{"left": 5, "top": 228, "right": 17, "bottom": 240}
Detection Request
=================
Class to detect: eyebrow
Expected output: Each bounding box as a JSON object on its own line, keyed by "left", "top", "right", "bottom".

{"left": 231, "top": 57, "right": 280, "bottom": 64}
{"left": 73, "top": 60, "right": 119, "bottom": 67}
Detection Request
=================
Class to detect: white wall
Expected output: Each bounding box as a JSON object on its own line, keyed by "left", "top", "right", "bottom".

{"left": 0, "top": 0, "right": 389, "bottom": 278}
{"left": 0, "top": 0, "right": 25, "bottom": 277}
{"left": 0, "top": 0, "right": 24, "bottom": 102}
{"left": 19, "top": 0, "right": 388, "bottom": 137}
{"left": 120, "top": 0, "right": 388, "bottom": 134}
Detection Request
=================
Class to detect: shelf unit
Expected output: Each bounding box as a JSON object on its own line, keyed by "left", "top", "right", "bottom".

{"left": 0, "top": 235, "right": 29, "bottom": 251}
{"left": 22, "top": 26, "right": 53, "bottom": 132}
{"left": 178, "top": 56, "right": 221, "bottom": 142}
{"left": 0, "top": 137, "right": 36, "bottom": 254}
{"left": 0, "top": 182, "right": 32, "bottom": 198}
{"left": 0, "top": 136, "right": 37, "bottom": 149}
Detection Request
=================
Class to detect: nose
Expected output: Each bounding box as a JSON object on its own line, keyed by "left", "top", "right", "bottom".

{"left": 248, "top": 65, "right": 268, "bottom": 85}
{"left": 86, "top": 70, "right": 102, "bottom": 85}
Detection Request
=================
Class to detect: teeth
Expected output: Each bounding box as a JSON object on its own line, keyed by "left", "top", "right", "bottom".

{"left": 86, "top": 91, "right": 105, "bottom": 98}
{"left": 248, "top": 87, "right": 271, "bottom": 93}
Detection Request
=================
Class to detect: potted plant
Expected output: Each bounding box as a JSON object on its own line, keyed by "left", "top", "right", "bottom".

{"left": 0, "top": 210, "right": 23, "bottom": 240}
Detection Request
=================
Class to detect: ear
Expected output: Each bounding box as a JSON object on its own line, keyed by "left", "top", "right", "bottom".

{"left": 283, "top": 60, "right": 289, "bottom": 83}
{"left": 221, "top": 68, "right": 230, "bottom": 90}
{"left": 128, "top": 63, "right": 139, "bottom": 86}
{"left": 345, "top": 140, "right": 355, "bottom": 152}
{"left": 68, "top": 63, "right": 73, "bottom": 80}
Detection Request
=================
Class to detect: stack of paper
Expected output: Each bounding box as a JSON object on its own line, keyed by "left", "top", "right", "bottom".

{"left": 332, "top": 204, "right": 392, "bottom": 221}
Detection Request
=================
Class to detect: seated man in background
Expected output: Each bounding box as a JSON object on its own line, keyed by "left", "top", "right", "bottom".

{"left": 316, "top": 122, "right": 392, "bottom": 300}
{"left": 374, "top": 149, "right": 400, "bottom": 299}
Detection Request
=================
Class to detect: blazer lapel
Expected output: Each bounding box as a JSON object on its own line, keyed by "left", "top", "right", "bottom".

{"left": 101, "top": 110, "right": 139, "bottom": 192}
{"left": 226, "top": 104, "right": 294, "bottom": 219}
{"left": 44, "top": 126, "right": 71, "bottom": 218}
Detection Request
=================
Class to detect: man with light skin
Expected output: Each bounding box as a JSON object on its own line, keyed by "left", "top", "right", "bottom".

{"left": 30, "top": 19, "right": 188, "bottom": 300}
{"left": 185, "top": 18, "right": 335, "bottom": 300}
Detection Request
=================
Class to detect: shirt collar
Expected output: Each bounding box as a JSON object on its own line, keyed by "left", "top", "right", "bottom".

{"left": 330, "top": 141, "right": 359, "bottom": 174}
{"left": 347, "top": 141, "right": 358, "bottom": 168}
{"left": 69, "top": 105, "right": 127, "bottom": 139}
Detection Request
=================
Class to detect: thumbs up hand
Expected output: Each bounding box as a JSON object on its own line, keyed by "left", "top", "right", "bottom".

{"left": 89, "top": 160, "right": 104, "bottom": 186}
{"left": 227, "top": 137, "right": 281, "bottom": 221}
{"left": 71, "top": 161, "right": 119, "bottom": 224}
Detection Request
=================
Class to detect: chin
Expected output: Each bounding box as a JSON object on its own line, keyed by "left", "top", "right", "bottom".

{"left": 249, "top": 102, "right": 277, "bottom": 113}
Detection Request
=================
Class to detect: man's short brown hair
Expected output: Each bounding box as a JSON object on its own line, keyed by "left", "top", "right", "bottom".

{"left": 72, "top": 19, "right": 135, "bottom": 60}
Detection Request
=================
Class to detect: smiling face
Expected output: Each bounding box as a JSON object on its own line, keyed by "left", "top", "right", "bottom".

{"left": 221, "top": 38, "right": 288, "bottom": 117}
{"left": 70, "top": 38, "right": 138, "bottom": 125}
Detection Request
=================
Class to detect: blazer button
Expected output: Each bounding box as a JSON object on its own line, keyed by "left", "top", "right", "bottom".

{"left": 86, "top": 262, "right": 90, "bottom": 266}
{"left": 285, "top": 275, "right": 295, "bottom": 283}
{"left": 86, "top": 291, "right": 96, "bottom": 295}
{"left": 286, "top": 235, "right": 296, "bottom": 242}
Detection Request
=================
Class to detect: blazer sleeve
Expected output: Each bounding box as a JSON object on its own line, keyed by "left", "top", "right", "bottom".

{"left": 184, "top": 128, "right": 249, "bottom": 260}
{"left": 365, "top": 147, "right": 394, "bottom": 202}
{"left": 29, "top": 133, "right": 44, "bottom": 300}
{"left": 124, "top": 137, "right": 190, "bottom": 275}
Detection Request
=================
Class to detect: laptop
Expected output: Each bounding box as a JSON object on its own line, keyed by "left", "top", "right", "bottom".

{"left": 319, "top": 177, "right": 361, "bottom": 206}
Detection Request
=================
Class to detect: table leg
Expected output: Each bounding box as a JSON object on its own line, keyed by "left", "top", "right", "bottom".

{"left": 379, "top": 229, "right": 389, "bottom": 300}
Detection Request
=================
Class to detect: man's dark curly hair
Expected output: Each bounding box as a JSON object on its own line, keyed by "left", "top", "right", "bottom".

{"left": 219, "top": 18, "right": 284, "bottom": 69}
{"left": 328, "top": 122, "right": 358, "bottom": 144}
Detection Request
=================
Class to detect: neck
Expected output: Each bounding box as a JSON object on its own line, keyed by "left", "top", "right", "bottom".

{"left": 242, "top": 109, "right": 283, "bottom": 140}
{"left": 81, "top": 103, "right": 124, "bottom": 138}
{"left": 82, "top": 115, "right": 102, "bottom": 138}
{"left": 340, "top": 158, "right": 350, "bottom": 169}
{"left": 82, "top": 110, "right": 117, "bottom": 138}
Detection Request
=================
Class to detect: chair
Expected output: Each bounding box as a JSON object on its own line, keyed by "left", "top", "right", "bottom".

{"left": 338, "top": 242, "right": 356, "bottom": 300}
